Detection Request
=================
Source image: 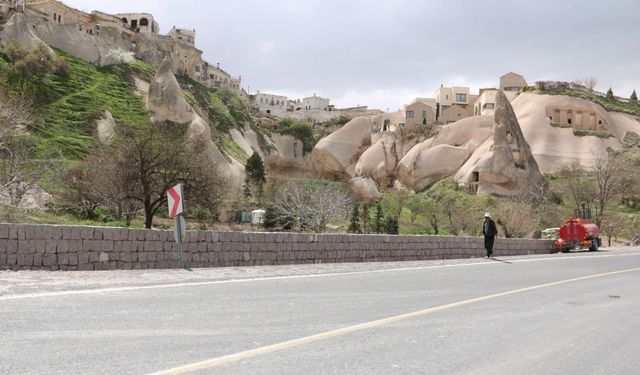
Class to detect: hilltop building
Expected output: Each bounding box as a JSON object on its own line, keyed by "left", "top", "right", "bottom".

{"left": 167, "top": 26, "right": 195, "bottom": 45}
{"left": 474, "top": 88, "right": 497, "bottom": 116}
{"left": 402, "top": 72, "right": 529, "bottom": 127}
{"left": 404, "top": 98, "right": 437, "bottom": 128}
{"left": 0, "top": 0, "right": 242, "bottom": 92}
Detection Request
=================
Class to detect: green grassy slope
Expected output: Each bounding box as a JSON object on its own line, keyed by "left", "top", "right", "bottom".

{"left": 28, "top": 51, "right": 153, "bottom": 158}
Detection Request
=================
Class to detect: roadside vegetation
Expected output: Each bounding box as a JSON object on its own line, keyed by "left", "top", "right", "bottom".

{"left": 2, "top": 43, "right": 639, "bottom": 240}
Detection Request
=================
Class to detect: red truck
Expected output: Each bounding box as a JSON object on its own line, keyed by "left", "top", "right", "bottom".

{"left": 553, "top": 218, "right": 602, "bottom": 252}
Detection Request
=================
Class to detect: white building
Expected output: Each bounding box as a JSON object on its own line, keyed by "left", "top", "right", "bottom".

{"left": 254, "top": 92, "right": 289, "bottom": 115}
{"left": 301, "top": 94, "right": 330, "bottom": 111}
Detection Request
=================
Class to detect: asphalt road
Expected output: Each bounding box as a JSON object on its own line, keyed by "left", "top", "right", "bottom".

{"left": 1, "top": 249, "right": 639, "bottom": 375}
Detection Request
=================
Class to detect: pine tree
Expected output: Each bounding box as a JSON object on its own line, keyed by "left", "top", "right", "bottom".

{"left": 606, "top": 87, "right": 614, "bottom": 100}
{"left": 630, "top": 90, "right": 638, "bottom": 105}
{"left": 245, "top": 152, "right": 266, "bottom": 186}
{"left": 374, "top": 203, "right": 383, "bottom": 233}
{"left": 347, "top": 204, "right": 362, "bottom": 234}
{"left": 385, "top": 215, "right": 399, "bottom": 234}
{"left": 361, "top": 203, "right": 370, "bottom": 234}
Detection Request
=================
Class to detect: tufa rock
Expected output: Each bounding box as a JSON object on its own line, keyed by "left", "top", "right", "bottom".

{"left": 311, "top": 116, "right": 372, "bottom": 177}
{"left": 455, "top": 90, "right": 544, "bottom": 195}
{"left": 148, "top": 59, "right": 194, "bottom": 124}
{"left": 349, "top": 176, "right": 381, "bottom": 203}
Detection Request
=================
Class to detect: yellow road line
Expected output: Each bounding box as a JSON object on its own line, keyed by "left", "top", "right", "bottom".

{"left": 149, "top": 267, "right": 640, "bottom": 375}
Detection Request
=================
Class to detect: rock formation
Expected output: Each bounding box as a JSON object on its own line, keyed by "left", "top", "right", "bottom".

{"left": 396, "top": 116, "right": 494, "bottom": 191}
{"left": 148, "top": 59, "right": 194, "bottom": 124}
{"left": 354, "top": 132, "right": 397, "bottom": 186}
{"left": 0, "top": 13, "right": 52, "bottom": 52}
{"left": 349, "top": 176, "right": 380, "bottom": 203}
{"left": 96, "top": 110, "right": 115, "bottom": 144}
{"left": 311, "top": 116, "right": 372, "bottom": 177}
{"left": 508, "top": 93, "right": 626, "bottom": 172}
{"left": 455, "top": 90, "right": 544, "bottom": 195}
{"left": 23, "top": 10, "right": 133, "bottom": 66}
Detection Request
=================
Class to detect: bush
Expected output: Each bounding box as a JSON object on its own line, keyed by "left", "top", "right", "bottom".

{"left": 277, "top": 118, "right": 316, "bottom": 154}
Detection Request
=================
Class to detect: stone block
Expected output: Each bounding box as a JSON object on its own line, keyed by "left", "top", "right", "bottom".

{"left": 0, "top": 224, "right": 9, "bottom": 239}
{"left": 34, "top": 226, "right": 47, "bottom": 239}
{"left": 78, "top": 253, "right": 90, "bottom": 264}
{"left": 101, "top": 229, "right": 114, "bottom": 241}
{"left": 6, "top": 240, "right": 18, "bottom": 254}
{"left": 78, "top": 263, "right": 94, "bottom": 271}
{"left": 6, "top": 254, "right": 17, "bottom": 266}
{"left": 79, "top": 227, "right": 94, "bottom": 239}
{"left": 42, "top": 254, "right": 57, "bottom": 266}
{"left": 45, "top": 239, "right": 58, "bottom": 254}
{"left": 18, "top": 240, "right": 35, "bottom": 254}
{"left": 9, "top": 226, "right": 19, "bottom": 240}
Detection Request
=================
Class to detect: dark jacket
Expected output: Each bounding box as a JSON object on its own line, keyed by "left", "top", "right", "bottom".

{"left": 483, "top": 218, "right": 498, "bottom": 237}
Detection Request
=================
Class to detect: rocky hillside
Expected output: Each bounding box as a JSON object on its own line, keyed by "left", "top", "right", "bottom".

{"left": 0, "top": 12, "right": 307, "bottom": 184}
{"left": 312, "top": 88, "right": 640, "bottom": 200}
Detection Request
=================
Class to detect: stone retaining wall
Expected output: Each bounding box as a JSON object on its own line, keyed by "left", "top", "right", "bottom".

{"left": 0, "top": 224, "right": 554, "bottom": 271}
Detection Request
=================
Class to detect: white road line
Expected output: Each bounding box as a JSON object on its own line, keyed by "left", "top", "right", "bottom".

{"left": 1, "top": 252, "right": 638, "bottom": 301}
{"left": 147, "top": 266, "right": 640, "bottom": 374}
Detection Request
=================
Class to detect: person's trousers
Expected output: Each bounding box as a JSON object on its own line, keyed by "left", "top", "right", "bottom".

{"left": 484, "top": 236, "right": 495, "bottom": 257}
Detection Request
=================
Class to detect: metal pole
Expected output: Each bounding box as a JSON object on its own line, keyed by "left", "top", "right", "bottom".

{"left": 176, "top": 214, "right": 185, "bottom": 270}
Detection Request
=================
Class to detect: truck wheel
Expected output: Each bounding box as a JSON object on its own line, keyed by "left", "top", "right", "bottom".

{"left": 589, "top": 238, "right": 598, "bottom": 252}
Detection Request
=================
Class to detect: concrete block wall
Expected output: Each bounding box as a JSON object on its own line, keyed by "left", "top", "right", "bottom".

{"left": 0, "top": 224, "right": 555, "bottom": 271}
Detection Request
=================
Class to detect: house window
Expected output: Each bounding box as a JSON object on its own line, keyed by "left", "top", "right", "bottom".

{"left": 483, "top": 103, "right": 495, "bottom": 110}
{"left": 422, "top": 111, "right": 427, "bottom": 119}
{"left": 53, "top": 12, "right": 57, "bottom": 21}
{"left": 406, "top": 111, "right": 414, "bottom": 118}
{"left": 455, "top": 93, "right": 467, "bottom": 102}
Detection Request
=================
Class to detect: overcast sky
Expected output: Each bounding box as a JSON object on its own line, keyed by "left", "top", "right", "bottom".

{"left": 64, "top": 0, "right": 640, "bottom": 111}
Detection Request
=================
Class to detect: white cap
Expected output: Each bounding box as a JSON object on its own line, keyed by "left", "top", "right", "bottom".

{"left": 484, "top": 212, "right": 491, "bottom": 218}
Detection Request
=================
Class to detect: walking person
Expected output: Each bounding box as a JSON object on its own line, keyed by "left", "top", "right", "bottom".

{"left": 483, "top": 212, "right": 497, "bottom": 258}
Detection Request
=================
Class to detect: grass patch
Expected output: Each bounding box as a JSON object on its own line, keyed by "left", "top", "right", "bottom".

{"left": 538, "top": 86, "right": 640, "bottom": 117}
{"left": 176, "top": 74, "right": 252, "bottom": 133}
{"left": 216, "top": 135, "right": 249, "bottom": 164}
{"left": 27, "top": 50, "right": 150, "bottom": 158}
{"left": 573, "top": 130, "right": 615, "bottom": 138}
{"left": 550, "top": 122, "right": 572, "bottom": 128}
{"left": 623, "top": 131, "right": 640, "bottom": 148}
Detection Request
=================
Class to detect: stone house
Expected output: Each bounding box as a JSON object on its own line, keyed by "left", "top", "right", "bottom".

{"left": 254, "top": 92, "right": 289, "bottom": 115}
{"left": 500, "top": 72, "right": 527, "bottom": 101}
{"left": 474, "top": 88, "right": 497, "bottom": 116}
{"left": 434, "top": 86, "right": 476, "bottom": 123}
{"left": 302, "top": 94, "right": 330, "bottom": 111}
{"left": 5, "top": 0, "right": 244, "bottom": 93}
{"left": 116, "top": 12, "right": 159, "bottom": 34}
{"left": 404, "top": 98, "right": 436, "bottom": 128}
{"left": 167, "top": 26, "right": 195, "bottom": 46}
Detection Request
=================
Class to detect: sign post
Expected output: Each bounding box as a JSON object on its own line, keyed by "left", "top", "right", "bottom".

{"left": 167, "top": 183, "right": 186, "bottom": 269}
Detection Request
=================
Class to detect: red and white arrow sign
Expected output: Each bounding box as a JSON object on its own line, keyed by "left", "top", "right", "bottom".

{"left": 167, "top": 183, "right": 184, "bottom": 218}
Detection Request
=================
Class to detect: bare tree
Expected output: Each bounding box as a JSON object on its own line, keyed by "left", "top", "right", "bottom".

{"left": 269, "top": 179, "right": 353, "bottom": 233}
{"left": 591, "top": 151, "right": 624, "bottom": 228}
{"left": 514, "top": 178, "right": 564, "bottom": 228}
{"left": 557, "top": 164, "right": 596, "bottom": 214}
{"left": 494, "top": 201, "right": 538, "bottom": 238}
{"left": 69, "top": 122, "right": 228, "bottom": 228}
{"left": 0, "top": 89, "right": 55, "bottom": 207}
